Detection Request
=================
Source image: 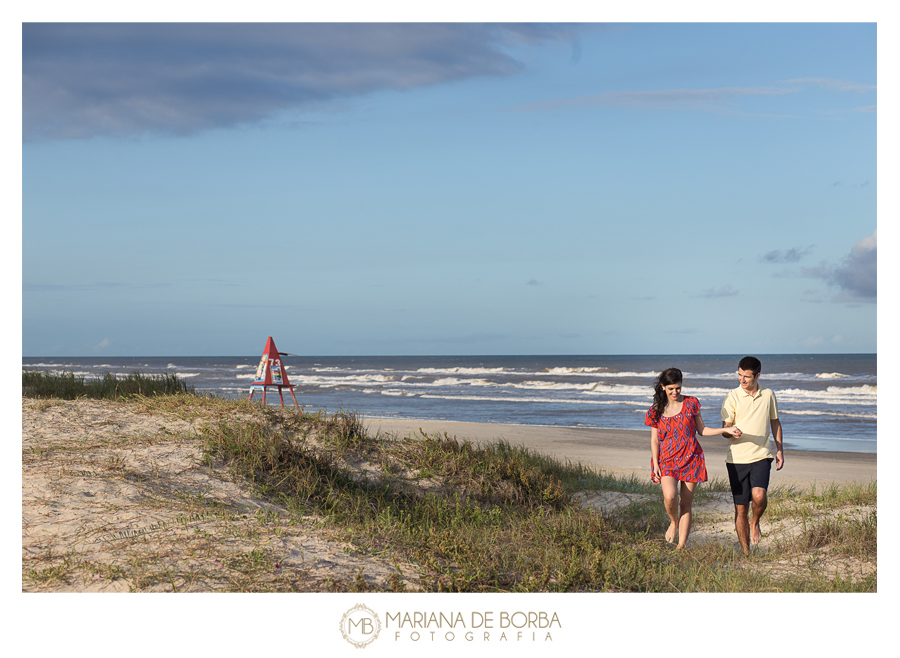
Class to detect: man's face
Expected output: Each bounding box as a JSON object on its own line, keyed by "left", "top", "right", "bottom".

{"left": 738, "top": 368, "right": 759, "bottom": 392}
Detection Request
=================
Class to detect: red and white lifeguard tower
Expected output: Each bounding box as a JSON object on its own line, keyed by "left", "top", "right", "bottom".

{"left": 248, "top": 336, "right": 299, "bottom": 409}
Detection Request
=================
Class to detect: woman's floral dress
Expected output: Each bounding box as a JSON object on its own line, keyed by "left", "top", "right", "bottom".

{"left": 645, "top": 396, "right": 708, "bottom": 483}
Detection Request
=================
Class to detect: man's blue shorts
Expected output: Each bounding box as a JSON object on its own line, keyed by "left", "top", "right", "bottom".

{"left": 726, "top": 458, "right": 773, "bottom": 506}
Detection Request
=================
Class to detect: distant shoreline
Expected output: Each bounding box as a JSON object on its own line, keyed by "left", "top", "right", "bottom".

{"left": 21, "top": 354, "right": 877, "bottom": 456}
{"left": 361, "top": 413, "right": 876, "bottom": 452}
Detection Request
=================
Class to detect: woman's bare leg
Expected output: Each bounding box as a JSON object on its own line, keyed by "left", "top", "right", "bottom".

{"left": 660, "top": 476, "right": 679, "bottom": 543}
{"left": 676, "top": 481, "right": 697, "bottom": 550}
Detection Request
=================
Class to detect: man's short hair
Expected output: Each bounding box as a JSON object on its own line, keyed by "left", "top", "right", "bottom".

{"left": 738, "top": 356, "right": 761, "bottom": 376}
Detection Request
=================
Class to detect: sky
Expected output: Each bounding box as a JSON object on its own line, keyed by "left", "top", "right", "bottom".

{"left": 20, "top": 19, "right": 879, "bottom": 356}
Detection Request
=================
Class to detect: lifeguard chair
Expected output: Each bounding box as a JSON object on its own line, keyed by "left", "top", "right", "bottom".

{"left": 248, "top": 336, "right": 299, "bottom": 409}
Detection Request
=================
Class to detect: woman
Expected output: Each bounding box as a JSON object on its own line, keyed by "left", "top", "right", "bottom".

{"left": 646, "top": 367, "right": 740, "bottom": 550}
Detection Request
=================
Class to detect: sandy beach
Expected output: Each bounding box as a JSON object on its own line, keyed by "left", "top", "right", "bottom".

{"left": 366, "top": 417, "right": 877, "bottom": 491}
{"left": 22, "top": 398, "right": 876, "bottom": 592}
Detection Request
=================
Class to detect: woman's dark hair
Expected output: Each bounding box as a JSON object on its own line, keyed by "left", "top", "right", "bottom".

{"left": 651, "top": 367, "right": 683, "bottom": 422}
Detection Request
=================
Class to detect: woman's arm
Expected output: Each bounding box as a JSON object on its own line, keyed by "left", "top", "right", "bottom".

{"left": 697, "top": 411, "right": 741, "bottom": 438}
{"left": 650, "top": 426, "right": 661, "bottom": 481}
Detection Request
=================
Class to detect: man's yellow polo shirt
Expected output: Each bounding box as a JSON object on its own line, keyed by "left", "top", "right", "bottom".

{"left": 720, "top": 386, "right": 779, "bottom": 464}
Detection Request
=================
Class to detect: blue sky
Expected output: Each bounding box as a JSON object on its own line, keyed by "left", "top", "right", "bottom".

{"left": 21, "top": 21, "right": 878, "bottom": 356}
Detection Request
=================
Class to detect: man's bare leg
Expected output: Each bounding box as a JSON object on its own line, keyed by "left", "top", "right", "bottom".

{"left": 750, "top": 487, "right": 768, "bottom": 545}
{"left": 734, "top": 503, "right": 751, "bottom": 556}
{"left": 676, "top": 481, "right": 697, "bottom": 550}
{"left": 661, "top": 477, "right": 679, "bottom": 543}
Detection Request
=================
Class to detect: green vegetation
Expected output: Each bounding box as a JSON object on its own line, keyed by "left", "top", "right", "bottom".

{"left": 769, "top": 480, "right": 878, "bottom": 517}
{"left": 198, "top": 405, "right": 876, "bottom": 593}
{"left": 22, "top": 389, "right": 876, "bottom": 592}
{"left": 23, "top": 369, "right": 194, "bottom": 400}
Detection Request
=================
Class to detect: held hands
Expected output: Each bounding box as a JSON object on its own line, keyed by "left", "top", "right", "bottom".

{"left": 723, "top": 426, "right": 742, "bottom": 439}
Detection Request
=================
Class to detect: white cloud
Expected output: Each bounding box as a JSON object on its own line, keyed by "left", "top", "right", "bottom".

{"left": 784, "top": 78, "right": 876, "bottom": 93}
{"left": 803, "top": 231, "right": 876, "bottom": 301}
{"left": 760, "top": 246, "right": 814, "bottom": 264}
{"left": 696, "top": 284, "right": 738, "bottom": 298}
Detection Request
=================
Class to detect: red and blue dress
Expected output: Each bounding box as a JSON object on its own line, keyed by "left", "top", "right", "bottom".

{"left": 645, "top": 395, "right": 708, "bottom": 484}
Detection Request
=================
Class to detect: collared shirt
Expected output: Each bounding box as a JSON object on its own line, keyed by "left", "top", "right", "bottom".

{"left": 720, "top": 385, "right": 779, "bottom": 464}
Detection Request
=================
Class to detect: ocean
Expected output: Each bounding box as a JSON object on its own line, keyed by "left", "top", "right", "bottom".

{"left": 22, "top": 354, "right": 876, "bottom": 454}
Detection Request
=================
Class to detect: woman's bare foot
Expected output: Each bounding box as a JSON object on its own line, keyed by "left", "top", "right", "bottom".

{"left": 665, "top": 523, "right": 677, "bottom": 543}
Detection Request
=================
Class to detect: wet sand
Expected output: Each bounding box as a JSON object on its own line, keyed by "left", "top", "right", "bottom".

{"left": 365, "top": 417, "right": 877, "bottom": 490}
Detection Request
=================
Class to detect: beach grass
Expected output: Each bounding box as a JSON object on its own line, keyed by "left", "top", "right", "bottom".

{"left": 22, "top": 382, "right": 875, "bottom": 592}
{"left": 769, "top": 480, "right": 877, "bottom": 516}
{"left": 197, "top": 404, "right": 875, "bottom": 593}
{"left": 23, "top": 369, "right": 194, "bottom": 400}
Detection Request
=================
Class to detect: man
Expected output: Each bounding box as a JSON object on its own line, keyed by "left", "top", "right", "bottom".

{"left": 721, "top": 356, "right": 784, "bottom": 555}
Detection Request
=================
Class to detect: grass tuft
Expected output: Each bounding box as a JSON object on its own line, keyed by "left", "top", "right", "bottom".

{"left": 789, "top": 511, "right": 877, "bottom": 559}
{"left": 23, "top": 370, "right": 194, "bottom": 400}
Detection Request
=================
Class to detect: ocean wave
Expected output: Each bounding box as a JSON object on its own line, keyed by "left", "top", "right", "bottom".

{"left": 45, "top": 370, "right": 95, "bottom": 378}
{"left": 236, "top": 373, "right": 398, "bottom": 385}
{"left": 430, "top": 377, "right": 468, "bottom": 386}
{"left": 777, "top": 385, "right": 877, "bottom": 405}
{"left": 543, "top": 367, "right": 608, "bottom": 375}
{"left": 513, "top": 380, "right": 599, "bottom": 391}
{"left": 304, "top": 374, "right": 398, "bottom": 386}
{"left": 780, "top": 409, "right": 877, "bottom": 420}
{"left": 581, "top": 384, "right": 656, "bottom": 397}
{"left": 829, "top": 384, "right": 875, "bottom": 394}
{"left": 412, "top": 378, "right": 644, "bottom": 393}
{"left": 24, "top": 367, "right": 85, "bottom": 376}
{"left": 419, "top": 393, "right": 647, "bottom": 406}
{"left": 416, "top": 367, "right": 510, "bottom": 375}
{"left": 684, "top": 372, "right": 742, "bottom": 381}
{"left": 676, "top": 386, "right": 733, "bottom": 398}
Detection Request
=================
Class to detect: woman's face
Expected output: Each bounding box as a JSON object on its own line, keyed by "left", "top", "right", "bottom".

{"left": 663, "top": 382, "right": 682, "bottom": 402}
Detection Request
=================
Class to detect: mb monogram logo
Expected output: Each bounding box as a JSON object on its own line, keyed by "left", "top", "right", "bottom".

{"left": 340, "top": 604, "right": 382, "bottom": 648}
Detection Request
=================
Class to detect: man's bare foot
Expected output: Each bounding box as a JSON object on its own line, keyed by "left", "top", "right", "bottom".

{"left": 750, "top": 521, "right": 762, "bottom": 546}
{"left": 665, "top": 523, "right": 677, "bottom": 543}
